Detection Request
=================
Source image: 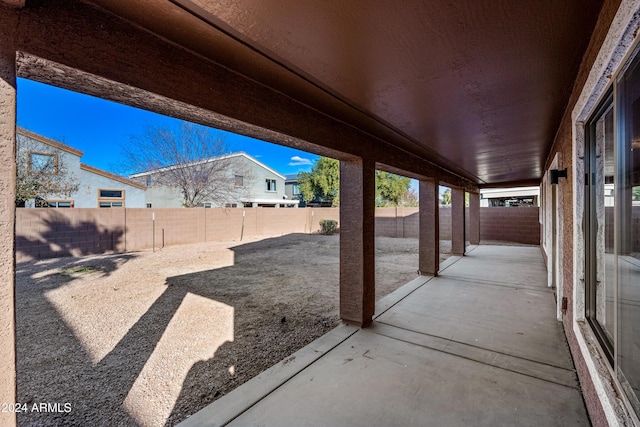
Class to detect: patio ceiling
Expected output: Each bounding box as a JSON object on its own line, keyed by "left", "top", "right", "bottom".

{"left": 85, "top": 0, "right": 604, "bottom": 186}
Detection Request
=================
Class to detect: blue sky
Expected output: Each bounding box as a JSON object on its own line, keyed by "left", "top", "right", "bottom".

{"left": 17, "top": 79, "right": 426, "bottom": 194}
{"left": 16, "top": 78, "right": 319, "bottom": 177}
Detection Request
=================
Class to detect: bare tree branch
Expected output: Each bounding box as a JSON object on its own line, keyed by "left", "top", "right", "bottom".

{"left": 124, "top": 122, "right": 254, "bottom": 207}
{"left": 16, "top": 134, "right": 80, "bottom": 207}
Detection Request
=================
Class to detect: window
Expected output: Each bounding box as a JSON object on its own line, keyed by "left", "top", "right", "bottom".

{"left": 583, "top": 48, "right": 640, "bottom": 416}
{"left": 41, "top": 200, "right": 73, "bottom": 208}
{"left": 100, "top": 189, "right": 123, "bottom": 198}
{"left": 265, "top": 179, "right": 277, "bottom": 192}
{"left": 585, "top": 90, "right": 615, "bottom": 360}
{"left": 235, "top": 175, "right": 244, "bottom": 187}
{"left": 98, "top": 188, "right": 125, "bottom": 208}
{"left": 225, "top": 203, "right": 237, "bottom": 208}
{"left": 146, "top": 175, "right": 152, "bottom": 187}
{"left": 28, "top": 152, "right": 57, "bottom": 174}
{"left": 292, "top": 183, "right": 300, "bottom": 195}
{"left": 197, "top": 202, "right": 212, "bottom": 208}
{"left": 99, "top": 201, "right": 123, "bottom": 208}
{"left": 615, "top": 51, "right": 640, "bottom": 414}
{"left": 146, "top": 203, "right": 152, "bottom": 208}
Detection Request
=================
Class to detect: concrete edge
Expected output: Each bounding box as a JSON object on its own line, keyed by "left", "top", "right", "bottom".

{"left": 178, "top": 323, "right": 359, "bottom": 427}
{"left": 438, "top": 254, "right": 462, "bottom": 272}
{"left": 374, "top": 275, "right": 432, "bottom": 319}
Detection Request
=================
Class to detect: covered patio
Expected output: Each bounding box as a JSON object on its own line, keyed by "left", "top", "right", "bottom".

{"left": 2, "top": 1, "right": 639, "bottom": 425}
{"left": 183, "top": 245, "right": 587, "bottom": 426}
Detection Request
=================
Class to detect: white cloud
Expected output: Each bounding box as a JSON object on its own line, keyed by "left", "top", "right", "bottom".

{"left": 288, "top": 155, "right": 312, "bottom": 166}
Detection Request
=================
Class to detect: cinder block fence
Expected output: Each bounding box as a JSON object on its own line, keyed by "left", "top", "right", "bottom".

{"left": 16, "top": 207, "right": 540, "bottom": 261}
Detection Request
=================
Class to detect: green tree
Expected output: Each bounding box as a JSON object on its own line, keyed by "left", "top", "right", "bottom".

{"left": 297, "top": 157, "right": 412, "bottom": 207}
{"left": 440, "top": 188, "right": 451, "bottom": 206}
{"left": 375, "top": 171, "right": 411, "bottom": 207}
{"left": 298, "top": 157, "right": 340, "bottom": 206}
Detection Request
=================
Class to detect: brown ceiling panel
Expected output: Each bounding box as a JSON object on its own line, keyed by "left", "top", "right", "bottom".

{"left": 85, "top": 0, "right": 603, "bottom": 184}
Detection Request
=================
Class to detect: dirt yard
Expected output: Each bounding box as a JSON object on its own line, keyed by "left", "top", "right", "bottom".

{"left": 15, "top": 234, "right": 451, "bottom": 426}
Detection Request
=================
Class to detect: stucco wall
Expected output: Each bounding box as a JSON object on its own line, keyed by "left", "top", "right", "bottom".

{"left": 540, "top": 0, "right": 628, "bottom": 425}
{"left": 0, "top": 37, "right": 17, "bottom": 427}
{"left": 75, "top": 168, "right": 146, "bottom": 208}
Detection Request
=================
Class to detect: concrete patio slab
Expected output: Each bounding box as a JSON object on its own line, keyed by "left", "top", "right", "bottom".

{"left": 376, "top": 276, "right": 571, "bottom": 369}
{"left": 180, "top": 245, "right": 588, "bottom": 427}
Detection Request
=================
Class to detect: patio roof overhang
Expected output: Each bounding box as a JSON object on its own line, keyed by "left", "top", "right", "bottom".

{"left": 77, "top": 0, "right": 603, "bottom": 187}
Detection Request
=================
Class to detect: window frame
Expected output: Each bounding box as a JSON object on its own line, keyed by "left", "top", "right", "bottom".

{"left": 27, "top": 151, "right": 58, "bottom": 174}
{"left": 44, "top": 200, "right": 73, "bottom": 208}
{"left": 265, "top": 178, "right": 277, "bottom": 192}
{"left": 584, "top": 88, "right": 615, "bottom": 365}
{"left": 97, "top": 188, "right": 125, "bottom": 208}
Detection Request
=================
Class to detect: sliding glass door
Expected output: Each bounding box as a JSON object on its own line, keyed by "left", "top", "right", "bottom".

{"left": 585, "top": 47, "right": 640, "bottom": 417}
{"left": 616, "top": 52, "right": 640, "bottom": 414}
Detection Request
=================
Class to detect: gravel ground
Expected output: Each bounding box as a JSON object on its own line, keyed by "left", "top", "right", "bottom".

{"left": 16, "top": 234, "right": 451, "bottom": 427}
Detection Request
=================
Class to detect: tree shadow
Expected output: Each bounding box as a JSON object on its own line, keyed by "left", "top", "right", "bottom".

{"left": 16, "top": 233, "right": 338, "bottom": 426}
{"left": 16, "top": 252, "right": 138, "bottom": 426}
{"left": 16, "top": 216, "right": 126, "bottom": 261}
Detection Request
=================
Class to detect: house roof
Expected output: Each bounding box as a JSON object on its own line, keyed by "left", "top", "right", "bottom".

{"left": 17, "top": 127, "right": 146, "bottom": 190}
{"left": 129, "top": 152, "right": 286, "bottom": 180}
{"left": 80, "top": 163, "right": 148, "bottom": 190}
{"left": 17, "top": 127, "right": 84, "bottom": 157}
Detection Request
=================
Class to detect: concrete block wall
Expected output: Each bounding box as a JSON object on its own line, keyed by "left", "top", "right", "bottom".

{"left": 480, "top": 207, "right": 540, "bottom": 245}
{"left": 311, "top": 208, "right": 340, "bottom": 233}
{"left": 16, "top": 208, "right": 125, "bottom": 261}
{"left": 205, "top": 208, "right": 248, "bottom": 241}
{"left": 439, "top": 208, "right": 452, "bottom": 240}
{"left": 15, "top": 206, "right": 540, "bottom": 261}
{"left": 375, "top": 207, "right": 452, "bottom": 239}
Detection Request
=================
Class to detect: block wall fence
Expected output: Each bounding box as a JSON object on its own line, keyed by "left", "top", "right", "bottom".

{"left": 15, "top": 207, "right": 541, "bottom": 261}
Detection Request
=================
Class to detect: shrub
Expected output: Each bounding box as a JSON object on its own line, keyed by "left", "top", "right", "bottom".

{"left": 319, "top": 219, "right": 338, "bottom": 235}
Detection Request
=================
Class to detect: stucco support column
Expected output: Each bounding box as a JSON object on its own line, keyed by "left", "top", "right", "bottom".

{"left": 451, "top": 187, "right": 466, "bottom": 255}
{"left": 468, "top": 191, "right": 480, "bottom": 245}
{"left": 340, "top": 157, "right": 375, "bottom": 327}
{"left": 418, "top": 179, "right": 439, "bottom": 275}
{"left": 0, "top": 40, "right": 17, "bottom": 427}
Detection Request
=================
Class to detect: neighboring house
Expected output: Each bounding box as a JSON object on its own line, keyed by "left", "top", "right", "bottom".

{"left": 284, "top": 174, "right": 304, "bottom": 207}
{"left": 284, "top": 173, "right": 334, "bottom": 207}
{"left": 17, "top": 128, "right": 147, "bottom": 208}
{"left": 130, "top": 152, "right": 299, "bottom": 208}
{"left": 480, "top": 186, "right": 540, "bottom": 207}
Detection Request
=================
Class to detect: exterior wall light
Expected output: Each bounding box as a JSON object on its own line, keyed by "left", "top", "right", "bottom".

{"left": 549, "top": 168, "right": 567, "bottom": 185}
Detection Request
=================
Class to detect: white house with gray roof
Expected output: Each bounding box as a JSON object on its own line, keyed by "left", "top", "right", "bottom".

{"left": 129, "top": 152, "right": 299, "bottom": 208}
{"left": 17, "top": 128, "right": 147, "bottom": 208}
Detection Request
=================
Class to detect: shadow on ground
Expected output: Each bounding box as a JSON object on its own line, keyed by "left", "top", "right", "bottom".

{"left": 16, "top": 234, "right": 339, "bottom": 426}
{"left": 16, "top": 233, "right": 449, "bottom": 426}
